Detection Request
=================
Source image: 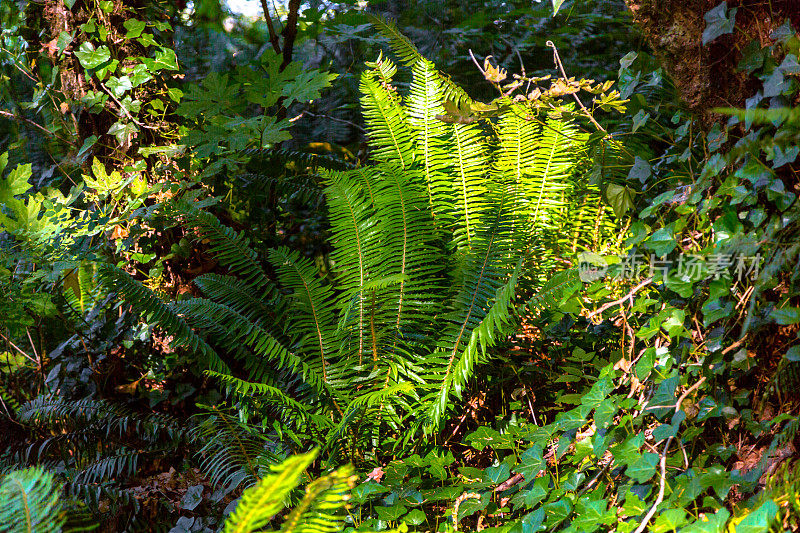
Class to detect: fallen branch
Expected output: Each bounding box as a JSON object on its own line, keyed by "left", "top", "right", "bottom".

{"left": 586, "top": 277, "right": 653, "bottom": 320}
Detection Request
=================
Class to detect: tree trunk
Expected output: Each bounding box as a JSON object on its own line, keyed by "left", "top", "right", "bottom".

{"left": 625, "top": 0, "right": 800, "bottom": 124}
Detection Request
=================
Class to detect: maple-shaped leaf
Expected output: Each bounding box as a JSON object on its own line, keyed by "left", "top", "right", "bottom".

{"left": 176, "top": 73, "right": 241, "bottom": 119}
{"left": 282, "top": 70, "right": 337, "bottom": 107}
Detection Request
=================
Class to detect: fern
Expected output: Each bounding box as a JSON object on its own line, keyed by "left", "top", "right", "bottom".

{"left": 96, "top": 264, "right": 227, "bottom": 372}
{"left": 0, "top": 467, "right": 65, "bottom": 533}
{"left": 223, "top": 449, "right": 317, "bottom": 533}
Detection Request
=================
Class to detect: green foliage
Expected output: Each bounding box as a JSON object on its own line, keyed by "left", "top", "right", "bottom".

{"left": 222, "top": 449, "right": 355, "bottom": 533}
{"left": 0, "top": 467, "right": 65, "bottom": 533}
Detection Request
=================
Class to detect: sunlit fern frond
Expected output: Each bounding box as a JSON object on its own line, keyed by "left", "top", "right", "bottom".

{"left": 562, "top": 184, "right": 617, "bottom": 254}
{"left": 223, "top": 449, "right": 318, "bottom": 533}
{"left": 0, "top": 467, "right": 65, "bottom": 533}
{"left": 278, "top": 463, "right": 356, "bottom": 533}
{"left": 492, "top": 103, "right": 542, "bottom": 232}
{"left": 267, "top": 247, "right": 338, "bottom": 385}
{"left": 359, "top": 55, "right": 416, "bottom": 169}
{"left": 322, "top": 169, "right": 381, "bottom": 365}
{"left": 406, "top": 58, "right": 456, "bottom": 227}
{"left": 425, "top": 199, "right": 520, "bottom": 427}
{"left": 449, "top": 120, "right": 491, "bottom": 250}
{"left": 523, "top": 114, "right": 585, "bottom": 234}
{"left": 366, "top": 14, "right": 472, "bottom": 106}
{"left": 368, "top": 163, "right": 445, "bottom": 340}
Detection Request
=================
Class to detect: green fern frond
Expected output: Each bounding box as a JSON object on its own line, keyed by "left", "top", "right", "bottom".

{"left": 223, "top": 449, "right": 318, "bottom": 533}
{"left": 322, "top": 169, "right": 381, "bottom": 364}
{"left": 193, "top": 410, "right": 282, "bottom": 491}
{"left": 407, "top": 59, "right": 456, "bottom": 226}
{"left": 519, "top": 268, "right": 581, "bottom": 315}
{"left": 369, "top": 163, "right": 444, "bottom": 336}
{"left": 267, "top": 247, "right": 337, "bottom": 382}
{"left": 449, "top": 120, "right": 491, "bottom": 249}
{"left": 279, "top": 463, "right": 356, "bottom": 533}
{"left": 172, "top": 298, "right": 325, "bottom": 393}
{"left": 193, "top": 273, "right": 279, "bottom": 326}
{"left": 96, "top": 264, "right": 227, "bottom": 372}
{"left": 0, "top": 467, "right": 65, "bottom": 533}
{"left": 242, "top": 147, "right": 355, "bottom": 170}
{"left": 524, "top": 115, "right": 584, "bottom": 233}
{"left": 427, "top": 201, "right": 519, "bottom": 426}
{"left": 206, "top": 370, "right": 311, "bottom": 417}
{"left": 366, "top": 14, "right": 472, "bottom": 106}
{"left": 18, "top": 394, "right": 183, "bottom": 442}
{"left": 168, "top": 203, "right": 271, "bottom": 291}
{"left": 360, "top": 58, "right": 416, "bottom": 169}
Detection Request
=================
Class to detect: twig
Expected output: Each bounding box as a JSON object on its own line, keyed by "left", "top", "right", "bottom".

{"left": 721, "top": 336, "right": 747, "bottom": 355}
{"left": 289, "top": 110, "right": 367, "bottom": 133}
{"left": 259, "top": 0, "right": 282, "bottom": 54}
{"left": 545, "top": 40, "right": 607, "bottom": 134}
{"left": 586, "top": 278, "right": 653, "bottom": 320}
{"left": 468, "top": 49, "right": 486, "bottom": 76}
{"left": 494, "top": 472, "right": 525, "bottom": 492}
{"left": 0, "top": 330, "right": 38, "bottom": 365}
{"left": 633, "top": 376, "right": 707, "bottom": 533}
{"left": 99, "top": 83, "right": 158, "bottom": 130}
{"left": 0, "top": 110, "right": 77, "bottom": 146}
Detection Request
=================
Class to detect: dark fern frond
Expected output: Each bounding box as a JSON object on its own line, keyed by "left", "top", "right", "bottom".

{"left": 241, "top": 147, "right": 355, "bottom": 170}
{"left": 172, "top": 298, "right": 326, "bottom": 394}
{"left": 192, "top": 410, "right": 282, "bottom": 492}
{"left": 167, "top": 203, "right": 272, "bottom": 291}
{"left": 97, "top": 264, "right": 227, "bottom": 372}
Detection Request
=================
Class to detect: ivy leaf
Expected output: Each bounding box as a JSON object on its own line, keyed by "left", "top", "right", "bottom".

{"left": 75, "top": 42, "right": 111, "bottom": 69}
{"left": 682, "top": 508, "right": 730, "bottom": 533}
{"left": 581, "top": 377, "right": 612, "bottom": 409}
{"left": 626, "top": 452, "right": 658, "bottom": 483}
{"left": 484, "top": 463, "right": 510, "bottom": 484}
{"left": 106, "top": 76, "right": 133, "bottom": 98}
{"left": 734, "top": 500, "right": 778, "bottom": 533}
{"left": 653, "top": 509, "right": 688, "bottom": 532}
{"left": 517, "top": 444, "right": 545, "bottom": 480}
{"left": 702, "top": 3, "right": 737, "bottom": 45}
{"left": 402, "top": 509, "right": 426, "bottom": 526}
{"left": 631, "top": 110, "right": 650, "bottom": 133}
{"left": 594, "top": 397, "right": 617, "bottom": 429}
{"left": 620, "top": 490, "right": 647, "bottom": 517}
{"left": 180, "top": 485, "right": 203, "bottom": 510}
{"left": 107, "top": 120, "right": 138, "bottom": 146}
{"left": 151, "top": 47, "right": 179, "bottom": 71}
{"left": 604, "top": 183, "right": 635, "bottom": 218}
{"left": 124, "top": 19, "right": 146, "bottom": 39}
{"left": 772, "top": 307, "right": 800, "bottom": 325}
{"left": 509, "top": 509, "right": 544, "bottom": 533}
{"left": 56, "top": 31, "right": 73, "bottom": 55}
{"left": 572, "top": 498, "right": 611, "bottom": 532}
